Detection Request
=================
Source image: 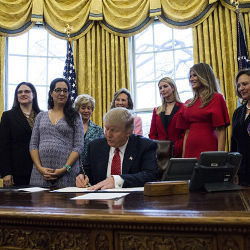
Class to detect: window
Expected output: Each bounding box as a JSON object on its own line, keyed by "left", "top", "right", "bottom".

{"left": 6, "top": 25, "right": 66, "bottom": 111}
{"left": 130, "top": 21, "right": 194, "bottom": 137}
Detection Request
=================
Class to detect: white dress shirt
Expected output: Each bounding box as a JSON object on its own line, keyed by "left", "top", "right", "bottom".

{"left": 106, "top": 140, "right": 128, "bottom": 188}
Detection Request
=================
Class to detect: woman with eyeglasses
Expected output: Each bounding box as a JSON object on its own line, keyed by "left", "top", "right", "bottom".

{"left": 29, "top": 78, "right": 84, "bottom": 188}
{"left": 0, "top": 82, "right": 40, "bottom": 187}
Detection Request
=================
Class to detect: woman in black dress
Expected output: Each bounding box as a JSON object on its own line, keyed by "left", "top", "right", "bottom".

{"left": 231, "top": 69, "right": 250, "bottom": 185}
{"left": 0, "top": 82, "right": 40, "bottom": 186}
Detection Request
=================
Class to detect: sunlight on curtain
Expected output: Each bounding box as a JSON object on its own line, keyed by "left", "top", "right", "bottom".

{"left": 74, "top": 24, "right": 129, "bottom": 127}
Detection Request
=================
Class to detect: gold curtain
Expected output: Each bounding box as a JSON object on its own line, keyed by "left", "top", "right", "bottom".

{"left": 74, "top": 23, "right": 129, "bottom": 127}
{"left": 193, "top": 4, "right": 250, "bottom": 151}
{"left": 0, "top": 36, "right": 5, "bottom": 116}
{"left": 43, "top": 0, "right": 94, "bottom": 39}
{"left": 1, "top": 0, "right": 250, "bottom": 38}
{"left": 159, "top": 0, "right": 218, "bottom": 28}
{"left": 0, "top": 0, "right": 34, "bottom": 36}
{"left": 100, "top": 0, "right": 154, "bottom": 36}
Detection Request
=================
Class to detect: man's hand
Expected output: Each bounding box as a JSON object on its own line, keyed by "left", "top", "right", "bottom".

{"left": 88, "top": 176, "right": 114, "bottom": 191}
{"left": 3, "top": 175, "right": 14, "bottom": 187}
{"left": 76, "top": 174, "right": 90, "bottom": 187}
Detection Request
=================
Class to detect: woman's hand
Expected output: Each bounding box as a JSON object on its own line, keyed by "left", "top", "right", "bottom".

{"left": 37, "top": 167, "right": 56, "bottom": 180}
{"left": 3, "top": 175, "right": 14, "bottom": 187}
{"left": 49, "top": 168, "right": 66, "bottom": 179}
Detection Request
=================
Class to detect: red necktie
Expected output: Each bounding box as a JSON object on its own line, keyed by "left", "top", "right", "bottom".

{"left": 111, "top": 148, "right": 121, "bottom": 175}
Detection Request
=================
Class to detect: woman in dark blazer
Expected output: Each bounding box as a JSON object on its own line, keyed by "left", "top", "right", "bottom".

{"left": 231, "top": 69, "right": 250, "bottom": 185}
{"left": 149, "top": 77, "right": 185, "bottom": 157}
{"left": 0, "top": 82, "right": 40, "bottom": 187}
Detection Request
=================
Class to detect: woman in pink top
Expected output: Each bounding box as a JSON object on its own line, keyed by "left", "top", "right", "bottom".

{"left": 110, "top": 88, "right": 143, "bottom": 135}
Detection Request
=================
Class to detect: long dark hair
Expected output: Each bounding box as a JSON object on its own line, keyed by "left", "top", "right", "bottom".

{"left": 235, "top": 69, "right": 250, "bottom": 102}
{"left": 12, "top": 82, "right": 40, "bottom": 114}
{"left": 48, "top": 78, "right": 78, "bottom": 128}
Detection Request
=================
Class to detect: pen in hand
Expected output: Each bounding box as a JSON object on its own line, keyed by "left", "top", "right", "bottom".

{"left": 81, "top": 165, "right": 91, "bottom": 187}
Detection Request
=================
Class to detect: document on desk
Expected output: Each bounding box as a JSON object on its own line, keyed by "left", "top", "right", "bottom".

{"left": 71, "top": 192, "right": 129, "bottom": 200}
{"left": 52, "top": 187, "right": 144, "bottom": 193}
{"left": 17, "top": 187, "right": 49, "bottom": 192}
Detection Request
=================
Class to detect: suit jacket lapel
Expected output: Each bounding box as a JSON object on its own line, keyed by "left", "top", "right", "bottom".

{"left": 99, "top": 140, "right": 111, "bottom": 178}
{"left": 122, "top": 135, "right": 137, "bottom": 174}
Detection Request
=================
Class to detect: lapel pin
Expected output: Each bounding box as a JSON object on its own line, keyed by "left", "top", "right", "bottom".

{"left": 129, "top": 156, "right": 133, "bottom": 160}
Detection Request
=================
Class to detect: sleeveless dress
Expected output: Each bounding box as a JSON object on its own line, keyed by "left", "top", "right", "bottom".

{"left": 178, "top": 93, "right": 230, "bottom": 159}
{"left": 29, "top": 111, "right": 84, "bottom": 188}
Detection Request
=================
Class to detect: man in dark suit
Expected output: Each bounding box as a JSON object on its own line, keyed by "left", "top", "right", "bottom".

{"left": 76, "top": 107, "right": 157, "bottom": 190}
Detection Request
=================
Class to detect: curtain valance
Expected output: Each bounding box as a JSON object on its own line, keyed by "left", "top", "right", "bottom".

{"left": 0, "top": 0, "right": 250, "bottom": 38}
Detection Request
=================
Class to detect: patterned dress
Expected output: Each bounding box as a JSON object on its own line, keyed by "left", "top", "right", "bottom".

{"left": 81, "top": 120, "right": 104, "bottom": 166}
{"left": 29, "top": 111, "right": 84, "bottom": 188}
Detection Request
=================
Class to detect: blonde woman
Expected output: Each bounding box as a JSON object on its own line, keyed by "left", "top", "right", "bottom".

{"left": 74, "top": 94, "right": 104, "bottom": 166}
{"left": 149, "top": 77, "right": 185, "bottom": 157}
{"left": 178, "top": 63, "right": 230, "bottom": 159}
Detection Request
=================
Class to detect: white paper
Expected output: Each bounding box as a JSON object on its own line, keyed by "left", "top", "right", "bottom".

{"left": 71, "top": 192, "right": 129, "bottom": 200}
{"left": 52, "top": 186, "right": 144, "bottom": 193}
{"left": 51, "top": 187, "right": 94, "bottom": 193}
{"left": 105, "top": 187, "right": 144, "bottom": 192}
{"left": 17, "top": 187, "right": 49, "bottom": 193}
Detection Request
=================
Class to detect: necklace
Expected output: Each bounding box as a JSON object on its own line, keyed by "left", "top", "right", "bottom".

{"left": 247, "top": 103, "right": 250, "bottom": 110}
{"left": 22, "top": 111, "right": 31, "bottom": 118}
{"left": 166, "top": 100, "right": 175, "bottom": 104}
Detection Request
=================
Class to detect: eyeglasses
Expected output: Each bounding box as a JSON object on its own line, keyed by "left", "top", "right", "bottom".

{"left": 17, "top": 90, "right": 31, "bottom": 94}
{"left": 53, "top": 88, "right": 68, "bottom": 94}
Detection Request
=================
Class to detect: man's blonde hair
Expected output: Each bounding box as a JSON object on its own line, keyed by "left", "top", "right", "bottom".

{"left": 104, "top": 107, "right": 134, "bottom": 133}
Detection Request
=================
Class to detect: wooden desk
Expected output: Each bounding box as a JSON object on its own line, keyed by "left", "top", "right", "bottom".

{"left": 0, "top": 188, "right": 250, "bottom": 250}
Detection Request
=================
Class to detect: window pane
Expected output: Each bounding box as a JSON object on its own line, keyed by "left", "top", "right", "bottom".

{"left": 136, "top": 82, "right": 156, "bottom": 109}
{"left": 8, "top": 56, "right": 27, "bottom": 83}
{"left": 49, "top": 35, "right": 66, "bottom": 57}
{"left": 174, "top": 29, "right": 193, "bottom": 48}
{"left": 8, "top": 33, "right": 27, "bottom": 54}
{"left": 155, "top": 51, "right": 174, "bottom": 79}
{"left": 175, "top": 48, "right": 193, "bottom": 78}
{"left": 29, "top": 28, "right": 47, "bottom": 56}
{"left": 28, "top": 57, "right": 47, "bottom": 84}
{"left": 7, "top": 84, "right": 16, "bottom": 110}
{"left": 135, "top": 26, "right": 153, "bottom": 53}
{"left": 6, "top": 26, "right": 66, "bottom": 110}
{"left": 176, "top": 79, "right": 193, "bottom": 102}
{"left": 135, "top": 53, "right": 154, "bottom": 82}
{"left": 154, "top": 23, "right": 173, "bottom": 51}
{"left": 137, "top": 112, "right": 153, "bottom": 137}
{"left": 35, "top": 86, "right": 49, "bottom": 111}
{"left": 48, "top": 57, "right": 65, "bottom": 81}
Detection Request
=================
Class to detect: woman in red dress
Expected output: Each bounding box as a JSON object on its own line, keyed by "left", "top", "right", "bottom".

{"left": 179, "top": 63, "right": 230, "bottom": 159}
{"left": 149, "top": 77, "right": 185, "bottom": 157}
